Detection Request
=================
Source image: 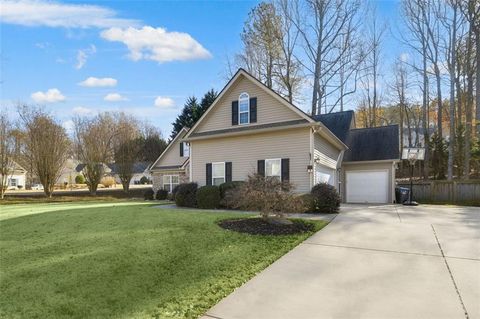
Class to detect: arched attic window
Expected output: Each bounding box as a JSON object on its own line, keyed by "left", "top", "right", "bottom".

{"left": 238, "top": 92, "right": 250, "bottom": 124}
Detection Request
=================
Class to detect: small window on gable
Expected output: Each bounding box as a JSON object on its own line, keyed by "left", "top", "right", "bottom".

{"left": 183, "top": 142, "right": 190, "bottom": 157}
{"left": 239, "top": 92, "right": 250, "bottom": 124}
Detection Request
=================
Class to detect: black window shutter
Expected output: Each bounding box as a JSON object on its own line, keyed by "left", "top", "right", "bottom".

{"left": 250, "top": 97, "right": 257, "bottom": 123}
{"left": 225, "top": 162, "right": 232, "bottom": 182}
{"left": 180, "top": 142, "right": 184, "bottom": 157}
{"left": 257, "top": 160, "right": 265, "bottom": 176}
{"left": 206, "top": 163, "right": 212, "bottom": 185}
{"left": 232, "top": 101, "right": 239, "bottom": 125}
{"left": 281, "top": 158, "right": 290, "bottom": 182}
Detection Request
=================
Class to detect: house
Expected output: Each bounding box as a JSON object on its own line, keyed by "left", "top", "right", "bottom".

{"left": 1, "top": 161, "right": 27, "bottom": 190}
{"left": 108, "top": 162, "right": 152, "bottom": 185}
{"left": 150, "top": 69, "right": 400, "bottom": 203}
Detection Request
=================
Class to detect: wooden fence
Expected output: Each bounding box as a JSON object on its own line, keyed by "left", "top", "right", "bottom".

{"left": 397, "top": 180, "right": 480, "bottom": 205}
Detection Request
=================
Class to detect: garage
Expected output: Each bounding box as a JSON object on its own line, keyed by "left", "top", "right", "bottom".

{"left": 346, "top": 170, "right": 389, "bottom": 203}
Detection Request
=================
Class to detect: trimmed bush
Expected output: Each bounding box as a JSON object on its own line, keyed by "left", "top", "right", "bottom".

{"left": 140, "top": 176, "right": 149, "bottom": 185}
{"left": 75, "top": 174, "right": 85, "bottom": 184}
{"left": 156, "top": 189, "right": 168, "bottom": 200}
{"left": 219, "top": 181, "right": 245, "bottom": 209}
{"left": 175, "top": 183, "right": 198, "bottom": 208}
{"left": 219, "top": 181, "right": 245, "bottom": 199}
{"left": 196, "top": 185, "right": 221, "bottom": 209}
{"left": 310, "top": 183, "right": 340, "bottom": 213}
{"left": 144, "top": 188, "right": 155, "bottom": 200}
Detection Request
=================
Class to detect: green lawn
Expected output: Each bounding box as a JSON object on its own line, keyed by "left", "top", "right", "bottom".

{"left": 0, "top": 201, "right": 326, "bottom": 319}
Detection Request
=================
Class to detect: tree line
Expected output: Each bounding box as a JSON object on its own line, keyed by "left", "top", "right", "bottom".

{"left": 0, "top": 88, "right": 217, "bottom": 199}
{"left": 229, "top": 0, "right": 479, "bottom": 180}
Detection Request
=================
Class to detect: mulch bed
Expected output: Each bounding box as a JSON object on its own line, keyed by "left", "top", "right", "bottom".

{"left": 217, "top": 218, "right": 315, "bottom": 235}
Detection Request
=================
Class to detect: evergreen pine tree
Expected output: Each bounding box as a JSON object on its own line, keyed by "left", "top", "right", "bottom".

{"left": 170, "top": 90, "right": 218, "bottom": 140}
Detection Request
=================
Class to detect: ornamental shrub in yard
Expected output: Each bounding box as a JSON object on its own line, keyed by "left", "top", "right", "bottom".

{"left": 155, "top": 189, "right": 168, "bottom": 200}
{"left": 310, "top": 183, "right": 340, "bottom": 213}
{"left": 75, "top": 174, "right": 85, "bottom": 184}
{"left": 235, "top": 174, "right": 304, "bottom": 220}
{"left": 144, "top": 188, "right": 155, "bottom": 200}
{"left": 175, "top": 183, "right": 198, "bottom": 207}
{"left": 219, "top": 181, "right": 245, "bottom": 209}
{"left": 196, "top": 185, "right": 221, "bottom": 209}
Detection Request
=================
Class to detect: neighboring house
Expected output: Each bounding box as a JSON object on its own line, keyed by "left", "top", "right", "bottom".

{"left": 151, "top": 69, "right": 399, "bottom": 203}
{"left": 150, "top": 127, "right": 190, "bottom": 192}
{"left": 108, "top": 162, "right": 152, "bottom": 185}
{"left": 75, "top": 163, "right": 112, "bottom": 177}
{"left": 57, "top": 158, "right": 80, "bottom": 185}
{"left": 2, "top": 161, "right": 27, "bottom": 190}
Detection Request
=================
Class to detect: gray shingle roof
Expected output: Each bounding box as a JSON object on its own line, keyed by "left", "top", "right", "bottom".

{"left": 108, "top": 162, "right": 150, "bottom": 174}
{"left": 343, "top": 125, "right": 400, "bottom": 162}
{"left": 313, "top": 110, "right": 354, "bottom": 143}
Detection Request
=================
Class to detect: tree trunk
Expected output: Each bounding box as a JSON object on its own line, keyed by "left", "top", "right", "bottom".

{"left": 447, "top": 5, "right": 457, "bottom": 181}
{"left": 464, "top": 25, "right": 474, "bottom": 179}
{"left": 422, "top": 44, "right": 430, "bottom": 179}
{"left": 476, "top": 29, "right": 480, "bottom": 136}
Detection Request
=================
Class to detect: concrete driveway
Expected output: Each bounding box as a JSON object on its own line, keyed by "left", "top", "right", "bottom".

{"left": 203, "top": 204, "right": 480, "bottom": 319}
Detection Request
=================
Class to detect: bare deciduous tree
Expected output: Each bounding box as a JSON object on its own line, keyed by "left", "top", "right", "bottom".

{"left": 73, "top": 113, "right": 117, "bottom": 195}
{"left": 0, "top": 111, "right": 15, "bottom": 199}
{"left": 114, "top": 113, "right": 141, "bottom": 193}
{"left": 18, "top": 106, "right": 70, "bottom": 198}
{"left": 290, "top": 0, "right": 363, "bottom": 115}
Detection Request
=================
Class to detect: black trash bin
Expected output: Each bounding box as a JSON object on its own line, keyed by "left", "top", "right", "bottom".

{"left": 395, "top": 187, "right": 410, "bottom": 204}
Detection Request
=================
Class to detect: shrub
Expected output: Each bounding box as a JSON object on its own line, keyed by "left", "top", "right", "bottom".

{"left": 219, "top": 181, "right": 245, "bottom": 209}
{"left": 236, "top": 174, "right": 304, "bottom": 220}
{"left": 75, "top": 174, "right": 85, "bottom": 184}
{"left": 140, "top": 176, "right": 149, "bottom": 185}
{"left": 175, "top": 183, "right": 198, "bottom": 207}
{"left": 299, "top": 193, "right": 315, "bottom": 212}
{"left": 156, "top": 189, "right": 168, "bottom": 200}
{"left": 196, "top": 185, "right": 221, "bottom": 209}
{"left": 219, "top": 181, "right": 244, "bottom": 198}
{"left": 310, "top": 183, "right": 341, "bottom": 213}
{"left": 101, "top": 176, "right": 116, "bottom": 188}
{"left": 144, "top": 188, "right": 155, "bottom": 200}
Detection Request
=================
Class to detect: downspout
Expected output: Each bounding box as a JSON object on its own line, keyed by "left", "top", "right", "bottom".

{"left": 309, "top": 127, "right": 315, "bottom": 189}
{"left": 189, "top": 143, "right": 193, "bottom": 182}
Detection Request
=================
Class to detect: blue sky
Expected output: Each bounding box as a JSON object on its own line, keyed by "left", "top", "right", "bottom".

{"left": 0, "top": 0, "right": 405, "bottom": 137}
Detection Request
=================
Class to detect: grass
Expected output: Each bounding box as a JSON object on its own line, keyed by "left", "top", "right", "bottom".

{"left": 0, "top": 196, "right": 141, "bottom": 205}
{"left": 0, "top": 201, "right": 327, "bottom": 319}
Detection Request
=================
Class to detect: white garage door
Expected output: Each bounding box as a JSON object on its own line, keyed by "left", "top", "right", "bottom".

{"left": 346, "top": 170, "right": 388, "bottom": 203}
{"left": 315, "top": 165, "right": 336, "bottom": 186}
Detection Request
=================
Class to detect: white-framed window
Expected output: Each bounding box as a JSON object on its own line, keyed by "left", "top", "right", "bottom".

{"left": 265, "top": 158, "right": 281, "bottom": 179}
{"left": 212, "top": 162, "right": 225, "bottom": 186}
{"left": 239, "top": 92, "right": 250, "bottom": 124}
{"left": 162, "top": 175, "right": 179, "bottom": 193}
{"left": 9, "top": 178, "right": 17, "bottom": 187}
{"left": 183, "top": 142, "right": 190, "bottom": 157}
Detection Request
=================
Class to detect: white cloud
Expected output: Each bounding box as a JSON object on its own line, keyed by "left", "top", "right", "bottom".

{"left": 100, "top": 26, "right": 211, "bottom": 63}
{"left": 104, "top": 93, "right": 127, "bottom": 101}
{"left": 62, "top": 120, "right": 74, "bottom": 132}
{"left": 154, "top": 96, "right": 175, "bottom": 108}
{"left": 0, "top": 0, "right": 139, "bottom": 28}
{"left": 72, "top": 106, "right": 94, "bottom": 115}
{"left": 78, "top": 77, "right": 117, "bottom": 87}
{"left": 31, "top": 88, "right": 66, "bottom": 103}
{"left": 75, "top": 44, "right": 96, "bottom": 69}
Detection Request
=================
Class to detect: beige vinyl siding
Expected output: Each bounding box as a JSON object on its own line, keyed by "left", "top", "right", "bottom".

{"left": 152, "top": 130, "right": 188, "bottom": 168}
{"left": 191, "top": 127, "right": 311, "bottom": 193}
{"left": 195, "top": 74, "right": 304, "bottom": 133}
{"left": 340, "top": 161, "right": 396, "bottom": 203}
{"left": 314, "top": 133, "right": 340, "bottom": 169}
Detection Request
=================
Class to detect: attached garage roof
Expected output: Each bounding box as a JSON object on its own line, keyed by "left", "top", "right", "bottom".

{"left": 313, "top": 110, "right": 354, "bottom": 143}
{"left": 343, "top": 125, "right": 400, "bottom": 162}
